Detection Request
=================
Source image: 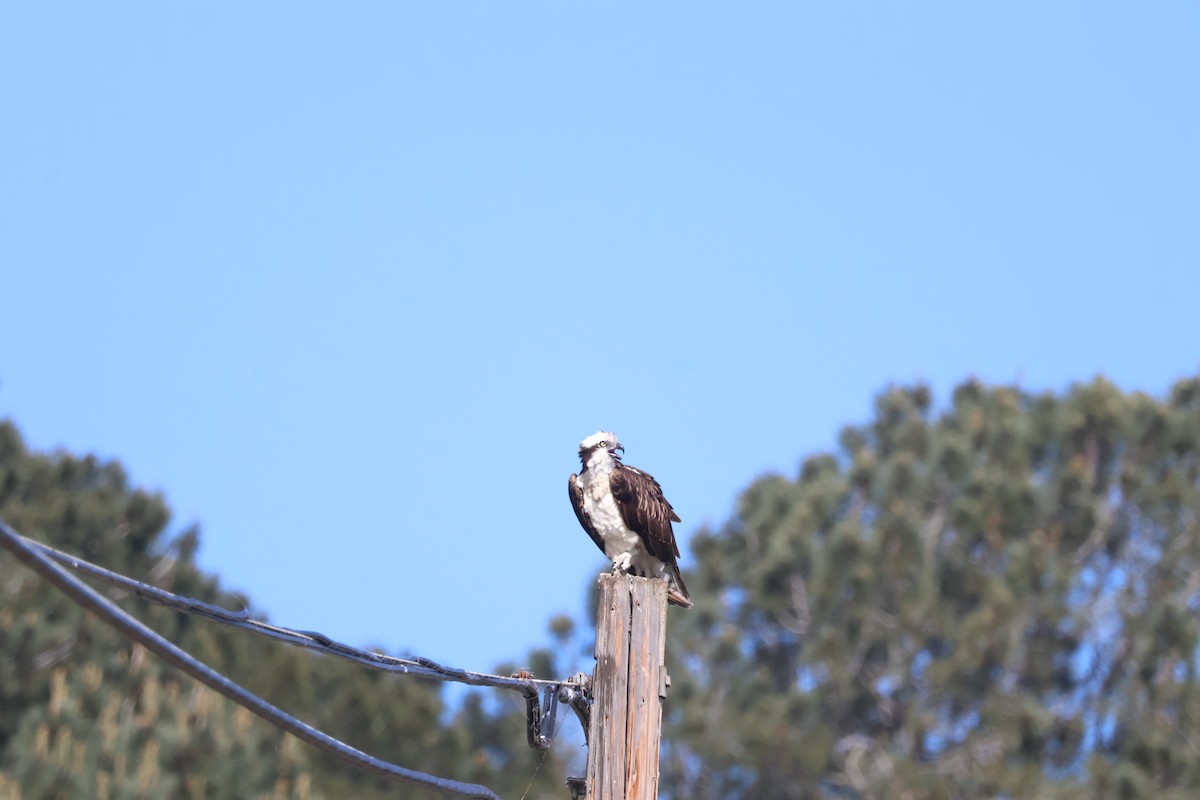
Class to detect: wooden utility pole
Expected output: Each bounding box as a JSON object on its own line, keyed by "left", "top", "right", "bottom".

{"left": 584, "top": 574, "right": 669, "bottom": 800}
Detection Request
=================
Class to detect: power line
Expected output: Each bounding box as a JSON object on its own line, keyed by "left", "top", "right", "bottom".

{"left": 17, "top": 530, "right": 589, "bottom": 751}
{"left": 0, "top": 519, "right": 587, "bottom": 799}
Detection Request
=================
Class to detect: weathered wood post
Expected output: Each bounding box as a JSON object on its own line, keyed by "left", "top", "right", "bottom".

{"left": 585, "top": 573, "right": 669, "bottom": 800}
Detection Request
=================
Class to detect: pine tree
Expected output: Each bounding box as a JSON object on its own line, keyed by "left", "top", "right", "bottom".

{"left": 661, "top": 377, "right": 1200, "bottom": 799}
{"left": 0, "top": 419, "right": 569, "bottom": 799}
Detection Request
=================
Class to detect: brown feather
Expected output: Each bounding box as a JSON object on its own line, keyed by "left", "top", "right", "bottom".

{"left": 609, "top": 464, "right": 692, "bottom": 607}
{"left": 609, "top": 465, "right": 681, "bottom": 561}
{"left": 568, "top": 474, "right": 607, "bottom": 556}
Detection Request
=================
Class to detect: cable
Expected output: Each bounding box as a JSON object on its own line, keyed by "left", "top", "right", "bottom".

{"left": 17, "top": 532, "right": 587, "bottom": 751}
{"left": 0, "top": 519, "right": 504, "bottom": 800}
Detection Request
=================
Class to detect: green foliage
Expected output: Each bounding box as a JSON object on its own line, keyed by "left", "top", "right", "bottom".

{"left": 14, "top": 375, "right": 1200, "bottom": 800}
{"left": 662, "top": 376, "right": 1200, "bottom": 799}
{"left": 0, "top": 420, "right": 568, "bottom": 799}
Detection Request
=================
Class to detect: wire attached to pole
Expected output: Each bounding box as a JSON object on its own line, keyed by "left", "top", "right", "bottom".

{"left": 19, "top": 529, "right": 594, "bottom": 751}
{"left": 0, "top": 519, "right": 506, "bottom": 800}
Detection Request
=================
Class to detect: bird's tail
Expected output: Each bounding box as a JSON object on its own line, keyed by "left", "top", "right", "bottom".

{"left": 667, "top": 567, "right": 693, "bottom": 609}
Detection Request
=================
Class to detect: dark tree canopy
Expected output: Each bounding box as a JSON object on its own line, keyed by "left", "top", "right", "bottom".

{"left": 0, "top": 419, "right": 569, "bottom": 799}
{"left": 7, "top": 375, "right": 1200, "bottom": 800}
{"left": 661, "top": 376, "right": 1200, "bottom": 800}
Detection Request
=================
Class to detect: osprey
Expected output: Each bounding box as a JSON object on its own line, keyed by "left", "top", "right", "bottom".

{"left": 568, "top": 431, "right": 693, "bottom": 608}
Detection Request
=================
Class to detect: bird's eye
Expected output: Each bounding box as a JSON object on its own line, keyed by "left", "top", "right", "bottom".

{"left": 598, "top": 440, "right": 608, "bottom": 447}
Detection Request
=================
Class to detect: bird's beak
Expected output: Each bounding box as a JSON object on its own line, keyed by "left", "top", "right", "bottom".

{"left": 611, "top": 443, "right": 625, "bottom": 456}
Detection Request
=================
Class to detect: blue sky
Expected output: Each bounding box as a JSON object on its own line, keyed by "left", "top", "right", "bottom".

{"left": 2, "top": 3, "right": 1197, "bottom": 677}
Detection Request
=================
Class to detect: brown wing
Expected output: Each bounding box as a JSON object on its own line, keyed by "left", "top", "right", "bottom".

{"left": 609, "top": 464, "right": 682, "bottom": 562}
{"left": 569, "top": 473, "right": 606, "bottom": 555}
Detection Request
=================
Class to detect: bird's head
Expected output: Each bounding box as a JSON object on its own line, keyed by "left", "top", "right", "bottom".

{"left": 579, "top": 430, "right": 624, "bottom": 467}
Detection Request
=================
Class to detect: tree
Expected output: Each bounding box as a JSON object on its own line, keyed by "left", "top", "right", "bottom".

{"left": 0, "top": 419, "right": 569, "bottom": 799}
{"left": 661, "top": 376, "right": 1200, "bottom": 799}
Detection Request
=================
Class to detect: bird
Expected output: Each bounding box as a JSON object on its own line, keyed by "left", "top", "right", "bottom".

{"left": 568, "top": 431, "right": 692, "bottom": 608}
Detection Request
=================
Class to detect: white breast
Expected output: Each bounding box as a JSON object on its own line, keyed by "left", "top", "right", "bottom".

{"left": 579, "top": 471, "right": 642, "bottom": 561}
